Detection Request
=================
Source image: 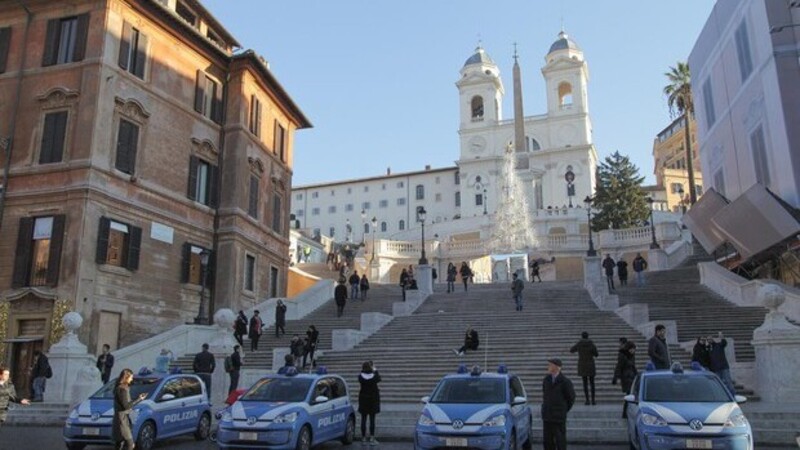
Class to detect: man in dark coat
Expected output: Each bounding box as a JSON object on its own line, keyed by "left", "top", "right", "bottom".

{"left": 228, "top": 345, "right": 242, "bottom": 394}
{"left": 234, "top": 310, "right": 248, "bottom": 346}
{"left": 335, "top": 278, "right": 348, "bottom": 317}
{"left": 648, "top": 324, "right": 671, "bottom": 370}
{"left": 248, "top": 310, "right": 263, "bottom": 351}
{"left": 569, "top": 331, "right": 598, "bottom": 405}
{"left": 633, "top": 253, "right": 648, "bottom": 286}
{"left": 348, "top": 271, "right": 360, "bottom": 299}
{"left": 613, "top": 342, "right": 638, "bottom": 394}
{"left": 616, "top": 259, "right": 628, "bottom": 286}
{"left": 541, "top": 358, "right": 575, "bottom": 450}
{"left": 602, "top": 254, "right": 616, "bottom": 292}
{"left": 691, "top": 337, "right": 711, "bottom": 369}
{"left": 96, "top": 344, "right": 115, "bottom": 384}
{"left": 275, "top": 300, "right": 287, "bottom": 338}
{"left": 30, "top": 351, "right": 50, "bottom": 402}
{"left": 708, "top": 333, "right": 735, "bottom": 395}
{"left": 511, "top": 273, "right": 525, "bottom": 311}
{"left": 0, "top": 367, "right": 30, "bottom": 425}
{"left": 193, "top": 343, "right": 216, "bottom": 397}
{"left": 358, "top": 361, "right": 381, "bottom": 444}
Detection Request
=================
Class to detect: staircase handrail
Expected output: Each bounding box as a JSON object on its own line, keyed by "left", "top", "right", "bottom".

{"left": 699, "top": 261, "right": 800, "bottom": 323}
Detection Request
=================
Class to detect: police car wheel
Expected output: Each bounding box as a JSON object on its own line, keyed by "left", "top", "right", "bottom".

{"left": 295, "top": 425, "right": 311, "bottom": 450}
{"left": 194, "top": 412, "right": 211, "bottom": 440}
{"left": 136, "top": 420, "right": 156, "bottom": 450}
{"left": 340, "top": 415, "right": 355, "bottom": 444}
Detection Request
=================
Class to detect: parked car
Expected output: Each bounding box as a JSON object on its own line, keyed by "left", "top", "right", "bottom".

{"left": 63, "top": 368, "right": 212, "bottom": 450}
{"left": 415, "top": 364, "right": 533, "bottom": 450}
{"left": 624, "top": 362, "right": 752, "bottom": 450}
{"left": 215, "top": 366, "right": 355, "bottom": 449}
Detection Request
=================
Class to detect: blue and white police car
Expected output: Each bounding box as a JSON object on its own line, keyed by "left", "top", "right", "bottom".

{"left": 415, "top": 365, "right": 533, "bottom": 450}
{"left": 215, "top": 367, "right": 356, "bottom": 449}
{"left": 63, "top": 368, "right": 212, "bottom": 450}
{"left": 624, "top": 362, "right": 752, "bottom": 450}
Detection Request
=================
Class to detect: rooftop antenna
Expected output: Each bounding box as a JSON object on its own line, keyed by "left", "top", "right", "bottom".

{"left": 513, "top": 42, "right": 518, "bottom": 62}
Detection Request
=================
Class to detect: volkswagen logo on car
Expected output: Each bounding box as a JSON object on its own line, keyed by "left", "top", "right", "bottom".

{"left": 689, "top": 419, "right": 704, "bottom": 431}
{"left": 451, "top": 419, "right": 464, "bottom": 430}
{"left": 247, "top": 416, "right": 257, "bottom": 425}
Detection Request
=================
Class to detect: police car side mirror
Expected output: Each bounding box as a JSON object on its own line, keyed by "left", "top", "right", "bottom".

{"left": 734, "top": 395, "right": 747, "bottom": 404}
{"left": 421, "top": 396, "right": 430, "bottom": 404}
{"left": 160, "top": 393, "right": 176, "bottom": 402}
{"left": 511, "top": 396, "right": 526, "bottom": 406}
{"left": 623, "top": 394, "right": 636, "bottom": 404}
{"left": 314, "top": 395, "right": 329, "bottom": 404}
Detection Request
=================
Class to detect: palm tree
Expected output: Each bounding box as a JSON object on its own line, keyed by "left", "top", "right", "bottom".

{"left": 663, "top": 61, "right": 697, "bottom": 205}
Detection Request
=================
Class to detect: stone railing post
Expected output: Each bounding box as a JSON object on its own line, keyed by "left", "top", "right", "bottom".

{"left": 44, "top": 312, "right": 103, "bottom": 406}
{"left": 751, "top": 285, "right": 800, "bottom": 403}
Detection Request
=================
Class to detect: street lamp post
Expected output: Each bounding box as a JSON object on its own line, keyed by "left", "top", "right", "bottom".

{"left": 646, "top": 197, "right": 660, "bottom": 249}
{"left": 360, "top": 209, "right": 367, "bottom": 244}
{"left": 417, "top": 206, "right": 428, "bottom": 265}
{"left": 584, "top": 196, "right": 597, "bottom": 257}
{"left": 194, "top": 248, "right": 211, "bottom": 325}
{"left": 677, "top": 186, "right": 687, "bottom": 214}
{"left": 370, "top": 216, "right": 377, "bottom": 262}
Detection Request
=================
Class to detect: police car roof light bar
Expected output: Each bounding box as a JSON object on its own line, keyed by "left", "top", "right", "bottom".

{"left": 497, "top": 364, "right": 508, "bottom": 374}
{"left": 316, "top": 366, "right": 328, "bottom": 375}
{"left": 138, "top": 367, "right": 153, "bottom": 376}
{"left": 170, "top": 367, "right": 182, "bottom": 374}
{"left": 457, "top": 364, "right": 468, "bottom": 374}
{"left": 470, "top": 365, "right": 482, "bottom": 377}
{"left": 645, "top": 362, "right": 656, "bottom": 372}
{"left": 689, "top": 361, "right": 704, "bottom": 372}
{"left": 283, "top": 366, "right": 299, "bottom": 377}
{"left": 671, "top": 362, "right": 684, "bottom": 374}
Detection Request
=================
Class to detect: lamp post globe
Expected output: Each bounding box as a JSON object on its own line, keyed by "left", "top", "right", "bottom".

{"left": 584, "top": 196, "right": 597, "bottom": 257}
{"left": 194, "top": 248, "right": 212, "bottom": 325}
{"left": 646, "top": 197, "right": 660, "bottom": 249}
{"left": 417, "top": 206, "right": 428, "bottom": 265}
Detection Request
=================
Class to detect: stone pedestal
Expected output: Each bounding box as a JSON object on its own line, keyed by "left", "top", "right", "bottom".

{"left": 44, "top": 312, "right": 103, "bottom": 406}
{"left": 417, "top": 265, "right": 433, "bottom": 296}
{"left": 583, "top": 256, "right": 619, "bottom": 310}
{"left": 751, "top": 285, "right": 800, "bottom": 403}
{"left": 369, "top": 260, "right": 381, "bottom": 283}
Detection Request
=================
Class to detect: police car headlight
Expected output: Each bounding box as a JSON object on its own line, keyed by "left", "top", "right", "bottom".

{"left": 483, "top": 414, "right": 506, "bottom": 427}
{"left": 274, "top": 412, "right": 298, "bottom": 424}
{"left": 641, "top": 413, "right": 668, "bottom": 427}
{"left": 68, "top": 408, "right": 79, "bottom": 420}
{"left": 417, "top": 414, "right": 435, "bottom": 426}
{"left": 724, "top": 413, "right": 748, "bottom": 428}
{"left": 219, "top": 411, "right": 232, "bottom": 422}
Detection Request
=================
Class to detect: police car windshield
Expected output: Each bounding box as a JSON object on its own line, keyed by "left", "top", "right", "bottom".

{"left": 643, "top": 375, "right": 732, "bottom": 403}
{"left": 91, "top": 377, "right": 161, "bottom": 400}
{"left": 431, "top": 378, "right": 506, "bottom": 404}
{"left": 240, "top": 377, "right": 312, "bottom": 403}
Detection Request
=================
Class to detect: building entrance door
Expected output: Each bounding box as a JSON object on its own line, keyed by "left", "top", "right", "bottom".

{"left": 10, "top": 339, "right": 43, "bottom": 398}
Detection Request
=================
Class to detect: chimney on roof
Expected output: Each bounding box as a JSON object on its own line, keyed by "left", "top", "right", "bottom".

{"left": 387, "top": 167, "right": 391, "bottom": 175}
{"left": 425, "top": 165, "right": 431, "bottom": 170}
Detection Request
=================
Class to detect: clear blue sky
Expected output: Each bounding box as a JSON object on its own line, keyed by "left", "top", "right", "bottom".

{"left": 203, "top": 0, "right": 714, "bottom": 186}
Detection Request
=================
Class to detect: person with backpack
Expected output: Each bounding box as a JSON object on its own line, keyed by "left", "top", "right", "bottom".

{"left": 359, "top": 274, "right": 370, "bottom": 301}
{"left": 633, "top": 253, "right": 648, "bottom": 286}
{"left": 225, "top": 345, "right": 242, "bottom": 394}
{"left": 30, "top": 351, "right": 51, "bottom": 402}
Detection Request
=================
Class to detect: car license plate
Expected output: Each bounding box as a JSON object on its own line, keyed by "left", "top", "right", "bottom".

{"left": 239, "top": 431, "right": 258, "bottom": 441}
{"left": 446, "top": 437, "right": 468, "bottom": 446}
{"left": 82, "top": 428, "right": 100, "bottom": 436}
{"left": 686, "top": 439, "right": 712, "bottom": 449}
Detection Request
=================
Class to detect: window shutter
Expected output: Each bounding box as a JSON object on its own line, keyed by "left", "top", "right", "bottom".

{"left": 255, "top": 100, "right": 262, "bottom": 137}
{"left": 133, "top": 31, "right": 148, "bottom": 79}
{"left": 248, "top": 95, "right": 255, "bottom": 133}
{"left": 180, "top": 242, "right": 191, "bottom": 283}
{"left": 126, "top": 225, "right": 142, "bottom": 271}
{"left": 96, "top": 217, "right": 111, "bottom": 264}
{"left": 118, "top": 22, "right": 132, "bottom": 70}
{"left": 0, "top": 27, "right": 11, "bottom": 74}
{"left": 40, "top": 113, "right": 56, "bottom": 164}
{"left": 187, "top": 156, "right": 198, "bottom": 200}
{"left": 11, "top": 217, "right": 34, "bottom": 288}
{"left": 126, "top": 122, "right": 139, "bottom": 174}
{"left": 42, "top": 19, "right": 59, "bottom": 66}
{"left": 248, "top": 176, "right": 259, "bottom": 218}
{"left": 46, "top": 215, "right": 66, "bottom": 287}
{"left": 72, "top": 13, "right": 90, "bottom": 62}
{"left": 208, "top": 163, "right": 219, "bottom": 208}
{"left": 115, "top": 120, "right": 132, "bottom": 173}
{"left": 211, "top": 81, "right": 224, "bottom": 124}
{"left": 52, "top": 111, "right": 68, "bottom": 163}
{"left": 194, "top": 70, "right": 205, "bottom": 113}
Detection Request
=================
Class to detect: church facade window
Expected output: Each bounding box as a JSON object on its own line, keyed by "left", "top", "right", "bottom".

{"left": 471, "top": 96, "right": 484, "bottom": 120}
{"left": 558, "top": 82, "right": 573, "bottom": 107}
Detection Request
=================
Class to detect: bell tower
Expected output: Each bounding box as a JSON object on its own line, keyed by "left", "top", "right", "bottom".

{"left": 542, "top": 31, "right": 589, "bottom": 117}
{"left": 456, "top": 45, "right": 504, "bottom": 133}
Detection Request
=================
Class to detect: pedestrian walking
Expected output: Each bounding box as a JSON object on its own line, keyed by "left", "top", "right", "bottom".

{"left": 30, "top": 351, "right": 51, "bottom": 402}
{"left": 154, "top": 348, "right": 173, "bottom": 373}
{"left": 541, "top": 358, "right": 575, "bottom": 450}
{"left": 96, "top": 344, "right": 115, "bottom": 385}
{"left": 349, "top": 271, "right": 361, "bottom": 299}
{"left": 360, "top": 274, "right": 370, "bottom": 301}
{"left": 602, "top": 254, "right": 616, "bottom": 292}
{"left": 616, "top": 259, "right": 628, "bottom": 287}
{"left": 0, "top": 367, "right": 30, "bottom": 426}
{"left": 647, "top": 324, "right": 671, "bottom": 370}
{"left": 570, "top": 331, "right": 598, "bottom": 405}
{"left": 234, "top": 310, "right": 248, "bottom": 347}
{"left": 633, "top": 253, "right": 648, "bottom": 286}
{"left": 613, "top": 342, "right": 638, "bottom": 418}
{"left": 459, "top": 262, "right": 472, "bottom": 292}
{"left": 530, "top": 260, "right": 542, "bottom": 282}
{"left": 335, "top": 278, "right": 348, "bottom": 317}
{"left": 358, "top": 361, "right": 381, "bottom": 445}
{"left": 193, "top": 343, "right": 216, "bottom": 397}
{"left": 691, "top": 337, "right": 711, "bottom": 370}
{"left": 511, "top": 273, "right": 525, "bottom": 311}
{"left": 290, "top": 335, "right": 305, "bottom": 368}
{"left": 275, "top": 300, "right": 287, "bottom": 338}
{"left": 453, "top": 326, "right": 479, "bottom": 356}
{"left": 446, "top": 263, "right": 457, "bottom": 293}
{"left": 112, "top": 368, "right": 146, "bottom": 450}
{"left": 249, "top": 310, "right": 263, "bottom": 351}
{"left": 303, "top": 325, "right": 320, "bottom": 368}
{"left": 708, "top": 332, "right": 736, "bottom": 395}
{"left": 399, "top": 268, "right": 409, "bottom": 301}
{"left": 226, "top": 345, "right": 242, "bottom": 394}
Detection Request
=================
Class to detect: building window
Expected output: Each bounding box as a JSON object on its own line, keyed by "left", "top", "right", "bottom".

{"left": 734, "top": 20, "right": 753, "bottom": 82}
{"left": 270, "top": 266, "right": 279, "bottom": 298}
{"left": 0, "top": 27, "right": 11, "bottom": 74}
{"left": 328, "top": 205, "right": 337, "bottom": 214}
{"left": 249, "top": 95, "right": 262, "bottom": 136}
{"left": 527, "top": 137, "right": 541, "bottom": 151}
{"left": 397, "top": 198, "right": 406, "bottom": 206}
{"left": 399, "top": 220, "right": 405, "bottom": 231}
{"left": 454, "top": 171, "right": 460, "bottom": 185}
{"left": 397, "top": 181, "right": 404, "bottom": 188}
{"left": 248, "top": 175, "right": 259, "bottom": 219}
{"left": 96, "top": 217, "right": 141, "bottom": 270}
{"left": 194, "top": 71, "right": 222, "bottom": 123}
{"left": 330, "top": 190, "right": 335, "bottom": 196}
{"left": 118, "top": 22, "right": 148, "bottom": 79}
{"left": 382, "top": 183, "right": 386, "bottom": 190}
{"left": 295, "top": 193, "right": 303, "bottom": 200}
{"left": 312, "top": 207, "right": 320, "bottom": 216}
{"left": 42, "top": 14, "right": 89, "bottom": 66}
{"left": 329, "top": 227, "right": 335, "bottom": 237}
{"left": 380, "top": 222, "right": 387, "bottom": 232}
{"left": 272, "top": 194, "right": 282, "bottom": 233}
{"left": 347, "top": 187, "right": 352, "bottom": 194}
{"left": 12, "top": 215, "right": 66, "bottom": 288}
{"left": 714, "top": 169, "right": 726, "bottom": 196}
{"left": 455, "top": 191, "right": 461, "bottom": 207}
{"left": 175, "top": 2, "right": 197, "bottom": 25}
{"left": 244, "top": 254, "right": 255, "bottom": 292}
{"left": 39, "top": 111, "right": 68, "bottom": 164}
{"left": 313, "top": 228, "right": 320, "bottom": 238}
{"left": 379, "top": 200, "right": 388, "bottom": 208}
{"left": 558, "top": 82, "right": 573, "bottom": 107}
{"left": 362, "top": 201, "right": 371, "bottom": 210}
{"left": 364, "top": 223, "right": 369, "bottom": 234}
{"left": 312, "top": 191, "right": 319, "bottom": 199}
{"left": 181, "top": 243, "right": 209, "bottom": 285}
{"left": 670, "top": 183, "right": 683, "bottom": 194}
{"left": 187, "top": 156, "right": 218, "bottom": 207}
{"left": 435, "top": 176, "right": 440, "bottom": 184}
{"left": 702, "top": 79, "right": 716, "bottom": 128}
{"left": 363, "top": 186, "right": 369, "bottom": 192}
{"left": 471, "top": 95, "right": 484, "bottom": 119}
{"left": 435, "top": 193, "right": 442, "bottom": 202}
{"left": 274, "top": 121, "right": 287, "bottom": 162}
{"left": 115, "top": 119, "right": 139, "bottom": 175}
{"left": 345, "top": 204, "right": 353, "bottom": 212}
{"left": 415, "top": 185, "right": 425, "bottom": 200}
{"left": 750, "top": 125, "right": 770, "bottom": 187}
{"left": 296, "top": 209, "right": 304, "bottom": 217}
{"left": 476, "top": 194, "right": 483, "bottom": 206}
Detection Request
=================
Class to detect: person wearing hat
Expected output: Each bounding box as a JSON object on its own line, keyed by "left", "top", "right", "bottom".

{"left": 542, "top": 357, "right": 575, "bottom": 450}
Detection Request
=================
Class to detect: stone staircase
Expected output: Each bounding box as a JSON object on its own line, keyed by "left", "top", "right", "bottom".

{"left": 2, "top": 401, "right": 71, "bottom": 426}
